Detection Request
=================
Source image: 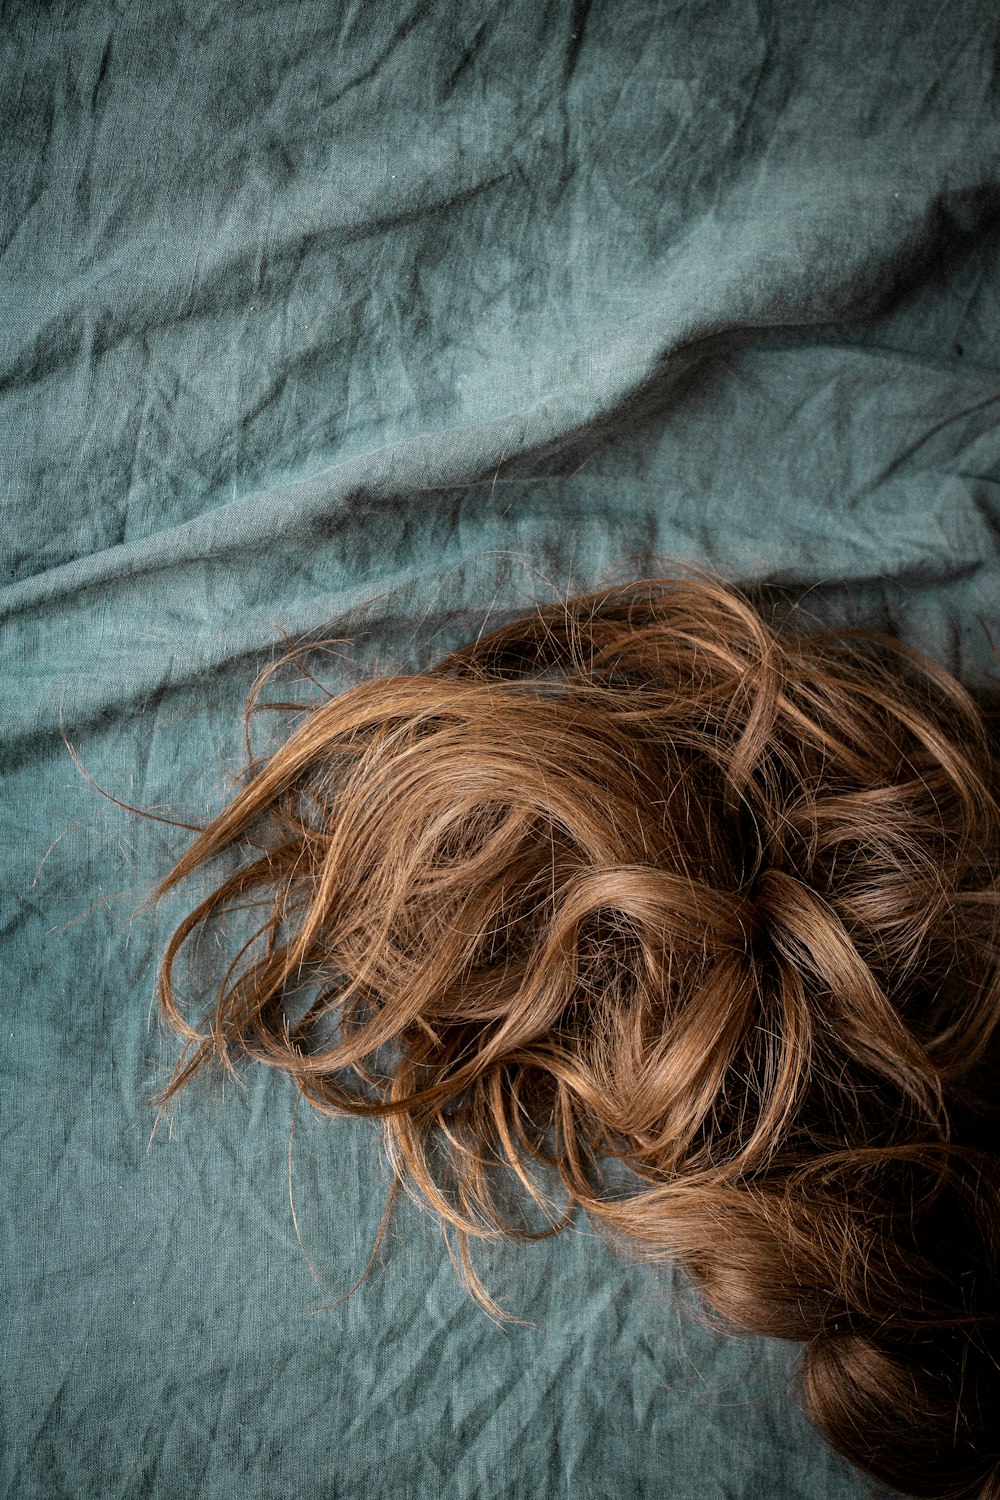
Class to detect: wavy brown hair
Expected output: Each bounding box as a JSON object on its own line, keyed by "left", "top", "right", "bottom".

{"left": 152, "top": 569, "right": 1000, "bottom": 1498}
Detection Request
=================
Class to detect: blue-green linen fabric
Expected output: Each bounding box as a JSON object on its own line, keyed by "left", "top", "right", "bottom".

{"left": 3, "top": 3, "right": 1000, "bottom": 1496}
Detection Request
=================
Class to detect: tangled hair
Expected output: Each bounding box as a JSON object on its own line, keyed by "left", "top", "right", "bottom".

{"left": 153, "top": 569, "right": 1000, "bottom": 1498}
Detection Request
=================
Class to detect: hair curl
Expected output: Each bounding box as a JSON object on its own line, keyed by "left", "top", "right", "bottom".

{"left": 153, "top": 569, "right": 1000, "bottom": 1498}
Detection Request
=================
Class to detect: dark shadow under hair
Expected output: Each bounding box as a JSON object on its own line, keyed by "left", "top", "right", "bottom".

{"left": 150, "top": 568, "right": 1000, "bottom": 1499}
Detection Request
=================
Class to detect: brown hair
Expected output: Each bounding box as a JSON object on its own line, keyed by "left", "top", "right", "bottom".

{"left": 152, "top": 568, "right": 1000, "bottom": 1498}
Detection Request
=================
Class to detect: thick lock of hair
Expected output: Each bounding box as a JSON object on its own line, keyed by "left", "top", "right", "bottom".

{"left": 151, "top": 572, "right": 1000, "bottom": 1499}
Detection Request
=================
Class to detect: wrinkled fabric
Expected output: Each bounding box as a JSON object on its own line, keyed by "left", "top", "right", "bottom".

{"left": 3, "top": 2, "right": 999, "bottom": 1496}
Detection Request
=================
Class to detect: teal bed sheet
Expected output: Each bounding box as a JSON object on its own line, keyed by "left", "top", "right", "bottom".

{"left": 3, "top": 3, "right": 1000, "bottom": 1497}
